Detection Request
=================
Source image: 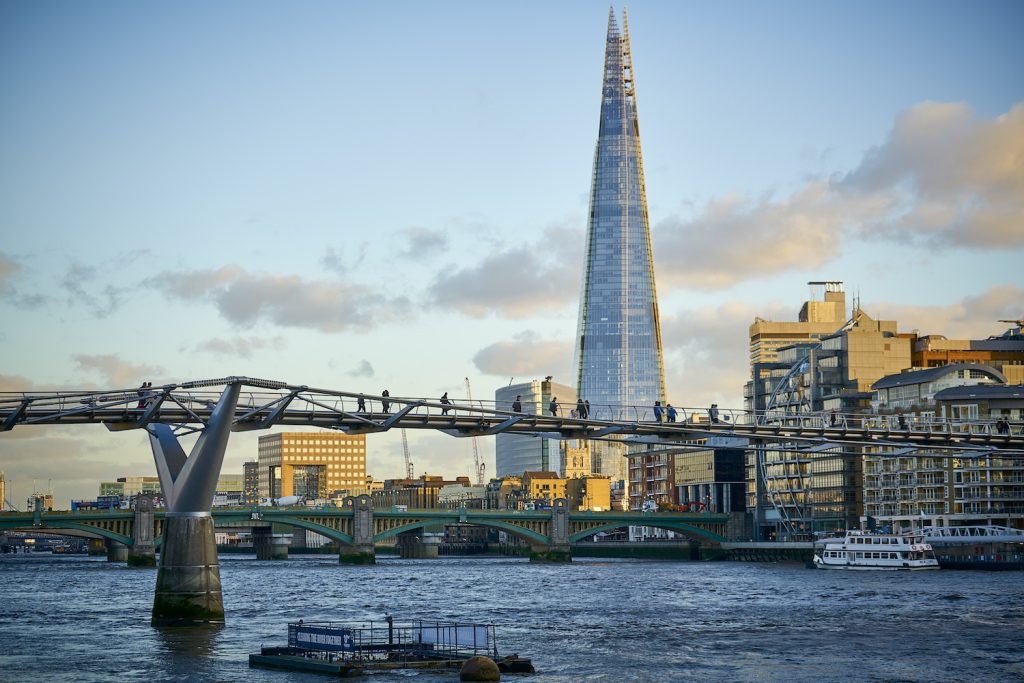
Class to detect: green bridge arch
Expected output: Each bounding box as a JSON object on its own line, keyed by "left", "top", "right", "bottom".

{"left": 569, "top": 520, "right": 727, "bottom": 544}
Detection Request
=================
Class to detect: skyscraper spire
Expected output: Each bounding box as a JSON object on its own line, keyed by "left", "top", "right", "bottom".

{"left": 574, "top": 8, "right": 666, "bottom": 480}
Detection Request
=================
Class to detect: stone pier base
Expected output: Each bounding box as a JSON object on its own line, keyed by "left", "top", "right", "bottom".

{"left": 106, "top": 540, "right": 128, "bottom": 563}
{"left": 253, "top": 527, "right": 291, "bottom": 560}
{"left": 529, "top": 544, "right": 572, "bottom": 563}
{"left": 397, "top": 532, "right": 442, "bottom": 559}
{"left": 339, "top": 543, "right": 376, "bottom": 565}
{"left": 152, "top": 514, "right": 224, "bottom": 626}
{"left": 128, "top": 546, "right": 156, "bottom": 567}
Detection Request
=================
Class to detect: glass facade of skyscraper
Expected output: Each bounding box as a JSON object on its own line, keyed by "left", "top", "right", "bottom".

{"left": 574, "top": 9, "right": 666, "bottom": 422}
{"left": 573, "top": 10, "right": 667, "bottom": 489}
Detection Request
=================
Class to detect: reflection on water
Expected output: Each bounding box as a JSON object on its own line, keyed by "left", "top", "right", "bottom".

{"left": 0, "top": 553, "right": 1022, "bottom": 682}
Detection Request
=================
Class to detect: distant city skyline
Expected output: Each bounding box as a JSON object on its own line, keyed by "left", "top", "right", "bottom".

{"left": 1, "top": 1, "right": 1022, "bottom": 507}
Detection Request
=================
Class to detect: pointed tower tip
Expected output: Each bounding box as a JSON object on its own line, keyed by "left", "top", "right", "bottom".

{"left": 607, "top": 5, "right": 620, "bottom": 37}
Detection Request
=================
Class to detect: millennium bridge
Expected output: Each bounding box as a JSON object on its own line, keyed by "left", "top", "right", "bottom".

{"left": 1, "top": 376, "right": 1021, "bottom": 626}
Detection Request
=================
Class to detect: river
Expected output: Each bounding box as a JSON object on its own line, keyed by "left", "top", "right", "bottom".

{"left": 0, "top": 554, "right": 1021, "bottom": 682}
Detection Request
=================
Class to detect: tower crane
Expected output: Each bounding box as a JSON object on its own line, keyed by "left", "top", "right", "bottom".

{"left": 401, "top": 429, "right": 414, "bottom": 479}
{"left": 464, "top": 377, "right": 485, "bottom": 486}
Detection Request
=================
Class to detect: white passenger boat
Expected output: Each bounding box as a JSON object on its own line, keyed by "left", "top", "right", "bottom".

{"left": 813, "top": 530, "right": 939, "bottom": 570}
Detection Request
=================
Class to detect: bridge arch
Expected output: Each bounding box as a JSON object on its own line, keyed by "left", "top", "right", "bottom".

{"left": 0, "top": 520, "right": 134, "bottom": 547}
{"left": 569, "top": 520, "right": 726, "bottom": 544}
{"left": 212, "top": 512, "right": 355, "bottom": 546}
{"left": 372, "top": 518, "right": 550, "bottom": 546}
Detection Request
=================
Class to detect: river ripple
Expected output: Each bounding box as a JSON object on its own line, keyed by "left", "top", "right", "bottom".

{"left": 0, "top": 554, "right": 1021, "bottom": 682}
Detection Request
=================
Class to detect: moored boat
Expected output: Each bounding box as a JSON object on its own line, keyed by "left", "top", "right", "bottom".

{"left": 813, "top": 530, "right": 939, "bottom": 570}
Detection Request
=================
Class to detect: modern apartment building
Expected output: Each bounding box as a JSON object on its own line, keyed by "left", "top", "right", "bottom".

{"left": 865, "top": 368, "right": 1023, "bottom": 528}
{"left": 257, "top": 431, "right": 367, "bottom": 500}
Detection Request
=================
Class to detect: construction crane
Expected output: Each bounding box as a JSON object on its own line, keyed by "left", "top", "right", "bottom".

{"left": 401, "top": 429, "right": 414, "bottom": 479}
{"left": 464, "top": 377, "right": 485, "bottom": 486}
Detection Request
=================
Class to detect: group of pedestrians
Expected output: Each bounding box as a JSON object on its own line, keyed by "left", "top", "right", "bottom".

{"left": 995, "top": 417, "right": 1012, "bottom": 435}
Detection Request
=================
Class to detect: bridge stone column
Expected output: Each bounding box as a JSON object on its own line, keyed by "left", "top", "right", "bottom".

{"left": 339, "top": 494, "right": 375, "bottom": 564}
{"left": 106, "top": 539, "right": 128, "bottom": 563}
{"left": 397, "top": 531, "right": 443, "bottom": 559}
{"left": 148, "top": 382, "right": 240, "bottom": 626}
{"left": 253, "top": 526, "right": 290, "bottom": 560}
{"left": 530, "top": 498, "right": 572, "bottom": 563}
{"left": 128, "top": 495, "right": 156, "bottom": 567}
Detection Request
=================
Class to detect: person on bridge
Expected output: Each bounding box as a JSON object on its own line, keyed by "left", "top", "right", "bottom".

{"left": 585, "top": 400, "right": 591, "bottom": 419}
{"left": 653, "top": 401, "right": 663, "bottom": 422}
{"left": 708, "top": 404, "right": 720, "bottom": 424}
{"left": 549, "top": 397, "right": 558, "bottom": 417}
{"left": 512, "top": 395, "right": 522, "bottom": 413}
{"left": 440, "top": 392, "right": 451, "bottom": 415}
{"left": 381, "top": 389, "right": 390, "bottom": 413}
{"left": 356, "top": 396, "right": 366, "bottom": 413}
{"left": 666, "top": 404, "right": 677, "bottom": 423}
{"left": 577, "top": 398, "right": 586, "bottom": 419}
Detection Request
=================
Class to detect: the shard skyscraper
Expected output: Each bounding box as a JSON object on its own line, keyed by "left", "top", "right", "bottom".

{"left": 573, "top": 9, "right": 667, "bottom": 482}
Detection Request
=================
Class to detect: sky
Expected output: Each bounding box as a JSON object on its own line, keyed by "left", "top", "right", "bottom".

{"left": 1, "top": 0, "right": 1022, "bottom": 508}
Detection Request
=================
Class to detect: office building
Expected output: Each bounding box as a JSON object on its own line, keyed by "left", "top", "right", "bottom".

{"left": 573, "top": 9, "right": 667, "bottom": 485}
{"left": 494, "top": 378, "right": 575, "bottom": 476}
{"left": 257, "top": 431, "right": 367, "bottom": 501}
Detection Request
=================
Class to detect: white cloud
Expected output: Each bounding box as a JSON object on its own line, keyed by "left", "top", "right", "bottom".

{"left": 866, "top": 285, "right": 1024, "bottom": 339}
{"left": 147, "top": 266, "right": 412, "bottom": 333}
{"left": 192, "top": 336, "right": 285, "bottom": 358}
{"left": 428, "top": 226, "right": 582, "bottom": 318}
{"left": 654, "top": 101, "right": 1024, "bottom": 290}
{"left": 472, "top": 331, "right": 573, "bottom": 380}
{"left": 73, "top": 354, "right": 165, "bottom": 388}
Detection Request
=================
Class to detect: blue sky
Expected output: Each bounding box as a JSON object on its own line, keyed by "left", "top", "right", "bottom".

{"left": 1, "top": 1, "right": 1022, "bottom": 506}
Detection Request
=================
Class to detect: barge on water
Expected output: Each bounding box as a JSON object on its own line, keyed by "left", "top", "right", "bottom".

{"left": 249, "top": 618, "right": 534, "bottom": 677}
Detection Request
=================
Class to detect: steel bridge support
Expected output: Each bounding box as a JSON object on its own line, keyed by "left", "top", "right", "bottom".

{"left": 148, "top": 382, "right": 240, "bottom": 626}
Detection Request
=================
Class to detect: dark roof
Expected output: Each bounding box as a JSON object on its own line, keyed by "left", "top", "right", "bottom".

{"left": 934, "top": 384, "right": 1024, "bottom": 401}
{"left": 872, "top": 363, "right": 1005, "bottom": 390}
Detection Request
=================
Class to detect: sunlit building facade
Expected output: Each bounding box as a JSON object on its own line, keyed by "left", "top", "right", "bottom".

{"left": 257, "top": 431, "right": 367, "bottom": 501}
{"left": 573, "top": 9, "right": 666, "bottom": 485}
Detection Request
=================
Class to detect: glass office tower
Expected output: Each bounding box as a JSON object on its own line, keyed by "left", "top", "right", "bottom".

{"left": 573, "top": 9, "right": 667, "bottom": 486}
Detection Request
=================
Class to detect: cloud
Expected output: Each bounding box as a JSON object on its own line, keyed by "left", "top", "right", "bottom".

{"left": 866, "top": 285, "right": 1024, "bottom": 339}
{"left": 399, "top": 227, "right": 448, "bottom": 259}
{"left": 661, "top": 300, "right": 793, "bottom": 410}
{"left": 73, "top": 354, "right": 165, "bottom": 388}
{"left": 347, "top": 360, "right": 375, "bottom": 378}
{"left": 0, "top": 252, "right": 48, "bottom": 309}
{"left": 192, "top": 336, "right": 285, "bottom": 358}
{"left": 322, "top": 245, "right": 368, "bottom": 275}
{"left": 654, "top": 101, "right": 1024, "bottom": 290}
{"left": 146, "top": 266, "right": 412, "bottom": 333}
{"left": 473, "top": 331, "right": 573, "bottom": 381}
{"left": 841, "top": 102, "right": 1024, "bottom": 247}
{"left": 428, "top": 226, "right": 582, "bottom": 318}
{"left": 0, "top": 373, "right": 34, "bottom": 393}
{"left": 61, "top": 262, "right": 128, "bottom": 318}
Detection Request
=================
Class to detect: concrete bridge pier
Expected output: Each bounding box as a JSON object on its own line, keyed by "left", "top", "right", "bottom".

{"left": 339, "top": 494, "right": 375, "bottom": 564}
{"left": 397, "top": 531, "right": 443, "bottom": 559}
{"left": 128, "top": 495, "right": 156, "bottom": 567}
{"left": 148, "top": 382, "right": 240, "bottom": 626}
{"left": 253, "top": 526, "right": 291, "bottom": 560}
{"left": 106, "top": 539, "right": 129, "bottom": 563}
{"left": 530, "top": 498, "right": 572, "bottom": 563}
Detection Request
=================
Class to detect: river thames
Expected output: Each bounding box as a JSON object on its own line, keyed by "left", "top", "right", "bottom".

{"left": 0, "top": 553, "right": 1021, "bottom": 682}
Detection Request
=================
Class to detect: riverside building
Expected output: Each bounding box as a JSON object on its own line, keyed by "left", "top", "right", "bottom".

{"left": 257, "top": 431, "right": 367, "bottom": 501}
{"left": 866, "top": 366, "right": 1024, "bottom": 529}
{"left": 573, "top": 9, "right": 667, "bottom": 487}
